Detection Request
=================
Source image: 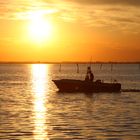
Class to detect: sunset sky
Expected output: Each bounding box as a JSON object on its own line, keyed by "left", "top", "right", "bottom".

{"left": 0, "top": 0, "right": 140, "bottom": 62}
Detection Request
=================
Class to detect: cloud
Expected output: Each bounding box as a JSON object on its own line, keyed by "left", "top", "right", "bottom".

{"left": 0, "top": 0, "right": 55, "bottom": 19}
{"left": 0, "top": 0, "right": 140, "bottom": 34}
{"left": 54, "top": 2, "right": 140, "bottom": 33}
{"left": 63, "top": 0, "right": 140, "bottom": 6}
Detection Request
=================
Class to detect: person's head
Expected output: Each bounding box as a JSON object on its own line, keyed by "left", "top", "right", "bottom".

{"left": 88, "top": 66, "right": 91, "bottom": 69}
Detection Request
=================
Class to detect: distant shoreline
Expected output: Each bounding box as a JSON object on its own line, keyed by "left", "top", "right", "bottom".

{"left": 0, "top": 61, "right": 140, "bottom": 64}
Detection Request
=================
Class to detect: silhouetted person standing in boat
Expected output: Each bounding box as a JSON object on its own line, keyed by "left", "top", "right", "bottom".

{"left": 85, "top": 66, "right": 94, "bottom": 82}
{"left": 87, "top": 66, "right": 91, "bottom": 74}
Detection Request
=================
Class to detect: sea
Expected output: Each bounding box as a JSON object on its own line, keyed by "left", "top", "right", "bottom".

{"left": 0, "top": 63, "right": 140, "bottom": 140}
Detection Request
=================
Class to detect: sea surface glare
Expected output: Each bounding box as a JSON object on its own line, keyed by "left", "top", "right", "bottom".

{"left": 0, "top": 64, "right": 140, "bottom": 140}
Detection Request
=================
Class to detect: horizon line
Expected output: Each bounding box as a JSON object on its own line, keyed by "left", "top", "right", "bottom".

{"left": 0, "top": 61, "right": 140, "bottom": 64}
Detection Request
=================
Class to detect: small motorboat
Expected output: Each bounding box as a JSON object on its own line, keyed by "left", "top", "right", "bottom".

{"left": 52, "top": 65, "right": 121, "bottom": 93}
{"left": 52, "top": 79, "right": 121, "bottom": 93}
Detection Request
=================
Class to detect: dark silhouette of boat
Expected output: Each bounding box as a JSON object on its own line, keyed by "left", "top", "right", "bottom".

{"left": 52, "top": 65, "right": 121, "bottom": 93}
{"left": 53, "top": 79, "right": 121, "bottom": 93}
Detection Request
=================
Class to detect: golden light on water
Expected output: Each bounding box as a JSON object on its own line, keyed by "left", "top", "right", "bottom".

{"left": 32, "top": 64, "right": 49, "bottom": 140}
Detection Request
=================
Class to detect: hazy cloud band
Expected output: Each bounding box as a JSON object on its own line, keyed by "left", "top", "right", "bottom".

{"left": 63, "top": 0, "right": 140, "bottom": 6}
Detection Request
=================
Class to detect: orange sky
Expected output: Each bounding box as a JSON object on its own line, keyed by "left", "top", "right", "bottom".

{"left": 0, "top": 0, "right": 140, "bottom": 62}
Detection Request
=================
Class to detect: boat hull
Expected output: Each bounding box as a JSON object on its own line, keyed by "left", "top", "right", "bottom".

{"left": 52, "top": 79, "right": 121, "bottom": 93}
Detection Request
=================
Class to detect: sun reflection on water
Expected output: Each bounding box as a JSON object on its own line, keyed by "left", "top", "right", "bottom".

{"left": 32, "top": 64, "right": 49, "bottom": 140}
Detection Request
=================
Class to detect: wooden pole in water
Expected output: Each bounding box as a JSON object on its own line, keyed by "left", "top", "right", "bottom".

{"left": 90, "top": 56, "right": 92, "bottom": 68}
{"left": 111, "top": 63, "right": 113, "bottom": 83}
{"left": 59, "top": 64, "right": 61, "bottom": 72}
{"left": 111, "top": 63, "right": 113, "bottom": 72}
{"left": 100, "top": 63, "right": 102, "bottom": 70}
{"left": 77, "top": 64, "right": 79, "bottom": 73}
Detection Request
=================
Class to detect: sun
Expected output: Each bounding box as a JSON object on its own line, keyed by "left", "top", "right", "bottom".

{"left": 28, "top": 11, "right": 52, "bottom": 44}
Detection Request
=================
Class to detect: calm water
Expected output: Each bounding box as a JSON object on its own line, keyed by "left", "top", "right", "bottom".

{"left": 0, "top": 64, "right": 140, "bottom": 140}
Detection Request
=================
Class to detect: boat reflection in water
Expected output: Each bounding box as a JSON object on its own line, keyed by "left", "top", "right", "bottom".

{"left": 32, "top": 64, "right": 49, "bottom": 140}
